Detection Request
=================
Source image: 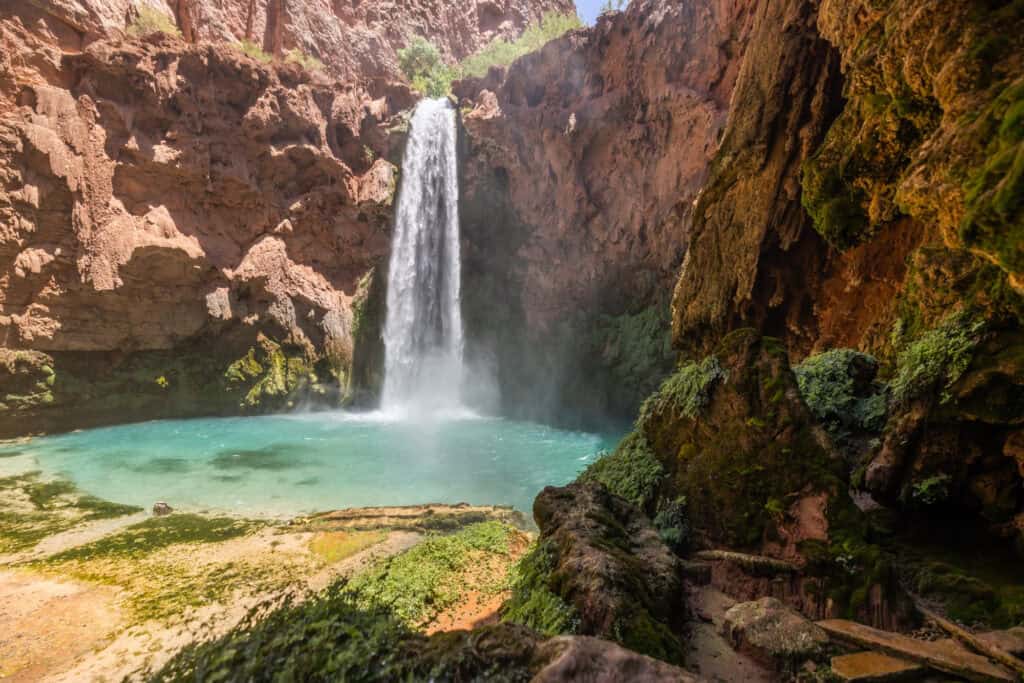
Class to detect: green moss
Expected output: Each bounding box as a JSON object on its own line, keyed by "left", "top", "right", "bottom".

{"left": 612, "top": 610, "right": 681, "bottom": 665}
{"left": 224, "top": 338, "right": 317, "bottom": 409}
{"left": 579, "top": 432, "right": 663, "bottom": 512}
{"left": 41, "top": 514, "right": 257, "bottom": 563}
{"left": 890, "top": 311, "right": 986, "bottom": 404}
{"left": 651, "top": 496, "right": 690, "bottom": 555}
{"left": 501, "top": 540, "right": 578, "bottom": 636}
{"left": 349, "top": 521, "right": 513, "bottom": 627}
{"left": 0, "top": 473, "right": 142, "bottom": 553}
{"left": 961, "top": 79, "right": 1024, "bottom": 277}
{"left": 224, "top": 348, "right": 262, "bottom": 383}
{"left": 794, "top": 349, "right": 889, "bottom": 445}
{"left": 638, "top": 355, "right": 727, "bottom": 423}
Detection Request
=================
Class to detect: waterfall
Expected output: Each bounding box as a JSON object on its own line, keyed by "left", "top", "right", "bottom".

{"left": 381, "top": 98, "right": 465, "bottom": 415}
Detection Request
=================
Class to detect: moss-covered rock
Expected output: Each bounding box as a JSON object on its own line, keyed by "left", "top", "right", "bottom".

{"left": 345, "top": 265, "right": 388, "bottom": 409}
{"left": 809, "top": 0, "right": 1024, "bottom": 297}
{"left": 224, "top": 334, "right": 318, "bottom": 410}
{"left": 578, "top": 432, "right": 664, "bottom": 514}
{"left": 794, "top": 349, "right": 888, "bottom": 451}
{"left": 503, "top": 481, "right": 686, "bottom": 664}
{"left": 634, "top": 330, "right": 844, "bottom": 549}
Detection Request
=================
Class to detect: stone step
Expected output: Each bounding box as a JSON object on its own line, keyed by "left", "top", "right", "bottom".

{"left": 818, "top": 619, "right": 1015, "bottom": 682}
{"left": 830, "top": 651, "right": 925, "bottom": 682}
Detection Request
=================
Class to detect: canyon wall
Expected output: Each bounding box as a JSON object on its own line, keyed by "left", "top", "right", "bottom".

{"left": 15, "top": 0, "right": 574, "bottom": 83}
{"left": 457, "top": 0, "right": 1024, "bottom": 576}
{"left": 455, "top": 0, "right": 755, "bottom": 423}
{"left": 0, "top": 0, "right": 569, "bottom": 435}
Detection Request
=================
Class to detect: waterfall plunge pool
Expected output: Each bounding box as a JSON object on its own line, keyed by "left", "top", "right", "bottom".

{"left": 0, "top": 412, "right": 620, "bottom": 518}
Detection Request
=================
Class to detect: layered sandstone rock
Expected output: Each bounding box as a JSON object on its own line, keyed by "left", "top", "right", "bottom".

{"left": 455, "top": 0, "right": 755, "bottom": 422}
{"left": 17, "top": 0, "right": 575, "bottom": 83}
{"left": 0, "top": 7, "right": 410, "bottom": 433}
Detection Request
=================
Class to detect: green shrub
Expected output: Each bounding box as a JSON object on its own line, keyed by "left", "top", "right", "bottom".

{"left": 285, "top": 48, "right": 323, "bottom": 71}
{"left": 652, "top": 497, "right": 690, "bottom": 555}
{"left": 398, "top": 37, "right": 453, "bottom": 97}
{"left": 579, "top": 432, "right": 663, "bottom": 513}
{"left": 890, "top": 312, "right": 986, "bottom": 404}
{"left": 238, "top": 39, "right": 273, "bottom": 63}
{"left": 126, "top": 4, "right": 180, "bottom": 38}
{"left": 638, "top": 355, "right": 727, "bottom": 422}
{"left": 399, "top": 12, "right": 581, "bottom": 96}
{"left": 348, "top": 521, "right": 512, "bottom": 626}
{"left": 459, "top": 12, "right": 582, "bottom": 80}
{"left": 909, "top": 474, "right": 953, "bottom": 506}
{"left": 501, "top": 541, "right": 578, "bottom": 635}
{"left": 793, "top": 349, "right": 888, "bottom": 438}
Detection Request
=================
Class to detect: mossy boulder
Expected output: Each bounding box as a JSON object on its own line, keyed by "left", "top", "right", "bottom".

{"left": 503, "top": 481, "right": 686, "bottom": 664}
{"left": 633, "top": 329, "right": 845, "bottom": 550}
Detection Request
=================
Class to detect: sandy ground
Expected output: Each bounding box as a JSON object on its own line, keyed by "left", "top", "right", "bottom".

{"left": 0, "top": 524, "right": 424, "bottom": 682}
{"left": 686, "top": 585, "right": 775, "bottom": 683}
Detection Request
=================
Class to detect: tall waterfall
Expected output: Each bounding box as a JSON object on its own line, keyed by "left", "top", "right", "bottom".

{"left": 381, "top": 98, "right": 465, "bottom": 415}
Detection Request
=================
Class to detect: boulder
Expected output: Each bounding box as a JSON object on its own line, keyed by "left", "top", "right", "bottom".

{"left": 152, "top": 501, "right": 173, "bottom": 516}
{"left": 722, "top": 598, "right": 828, "bottom": 669}
{"left": 504, "top": 481, "right": 686, "bottom": 663}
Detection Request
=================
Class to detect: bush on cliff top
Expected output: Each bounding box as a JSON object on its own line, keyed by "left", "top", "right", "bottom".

{"left": 399, "top": 12, "right": 581, "bottom": 96}
{"left": 126, "top": 4, "right": 180, "bottom": 38}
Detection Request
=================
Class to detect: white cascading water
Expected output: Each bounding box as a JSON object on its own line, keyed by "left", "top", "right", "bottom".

{"left": 381, "top": 98, "right": 465, "bottom": 416}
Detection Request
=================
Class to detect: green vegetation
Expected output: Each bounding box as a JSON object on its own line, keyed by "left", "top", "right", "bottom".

{"left": 43, "top": 514, "right": 256, "bottom": 563}
{"left": 585, "top": 304, "right": 675, "bottom": 416}
{"left": 398, "top": 37, "right": 454, "bottom": 97}
{"left": 126, "top": 4, "right": 181, "bottom": 38}
{"left": 0, "top": 473, "right": 141, "bottom": 553}
{"left": 398, "top": 12, "right": 581, "bottom": 96}
{"left": 961, "top": 79, "right": 1024, "bottom": 277}
{"left": 652, "top": 497, "right": 690, "bottom": 555}
{"left": 224, "top": 337, "right": 318, "bottom": 409}
{"left": 638, "top": 355, "right": 727, "bottom": 423}
{"left": 579, "top": 432, "right": 663, "bottom": 513}
{"left": 309, "top": 530, "right": 387, "bottom": 564}
{"left": 502, "top": 540, "right": 578, "bottom": 635}
{"left": 238, "top": 39, "right": 273, "bottom": 63}
{"left": 794, "top": 349, "right": 888, "bottom": 443}
{"left": 458, "top": 13, "right": 582, "bottom": 79}
{"left": 909, "top": 474, "right": 952, "bottom": 506}
{"left": 349, "top": 521, "right": 513, "bottom": 626}
{"left": 152, "top": 584, "right": 419, "bottom": 682}
{"left": 285, "top": 48, "right": 323, "bottom": 71}
{"left": 890, "top": 311, "right": 986, "bottom": 404}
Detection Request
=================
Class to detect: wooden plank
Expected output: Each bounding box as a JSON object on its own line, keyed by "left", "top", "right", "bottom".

{"left": 830, "top": 651, "right": 925, "bottom": 682}
{"left": 693, "top": 549, "right": 797, "bottom": 574}
{"left": 818, "top": 619, "right": 1015, "bottom": 682}
{"left": 916, "top": 602, "right": 1024, "bottom": 678}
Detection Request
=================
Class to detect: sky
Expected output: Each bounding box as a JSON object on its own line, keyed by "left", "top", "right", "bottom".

{"left": 575, "top": 0, "right": 625, "bottom": 25}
